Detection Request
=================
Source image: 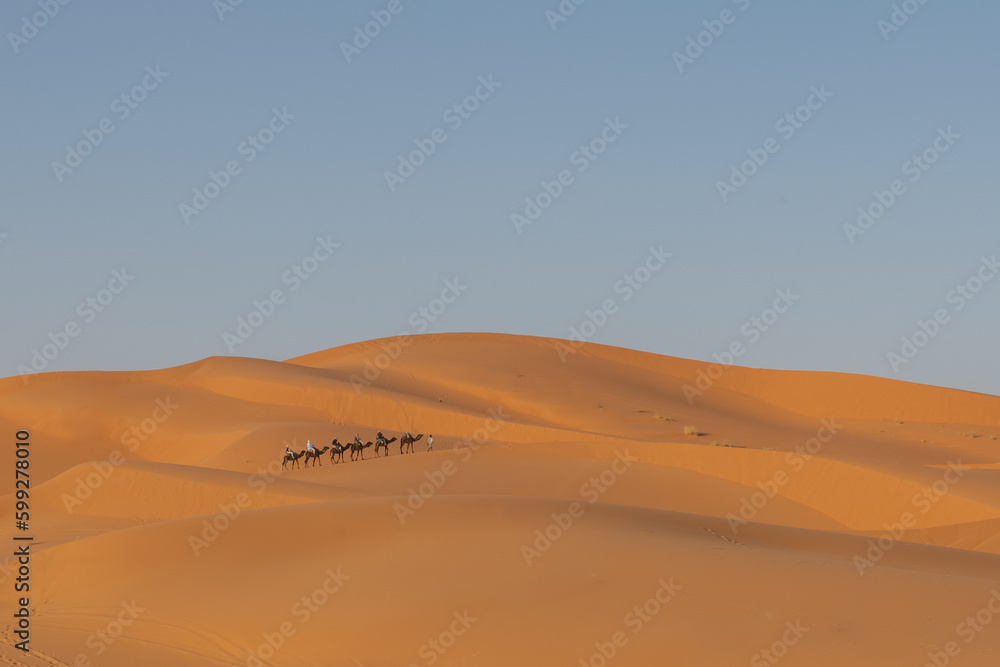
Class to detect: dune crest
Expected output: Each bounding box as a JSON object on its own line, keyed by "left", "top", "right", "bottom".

{"left": 2, "top": 333, "right": 999, "bottom": 665}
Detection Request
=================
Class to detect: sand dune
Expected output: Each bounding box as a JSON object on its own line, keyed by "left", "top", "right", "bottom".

{"left": 2, "top": 333, "right": 999, "bottom": 665}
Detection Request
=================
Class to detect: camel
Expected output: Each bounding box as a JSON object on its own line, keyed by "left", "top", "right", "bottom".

{"left": 330, "top": 439, "right": 348, "bottom": 464}
{"left": 374, "top": 436, "right": 397, "bottom": 457}
{"left": 303, "top": 445, "right": 330, "bottom": 467}
{"left": 351, "top": 440, "right": 373, "bottom": 462}
{"left": 400, "top": 433, "right": 423, "bottom": 454}
{"left": 282, "top": 449, "right": 306, "bottom": 470}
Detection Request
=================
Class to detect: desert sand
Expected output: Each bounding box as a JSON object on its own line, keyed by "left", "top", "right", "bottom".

{"left": 2, "top": 332, "right": 999, "bottom": 666}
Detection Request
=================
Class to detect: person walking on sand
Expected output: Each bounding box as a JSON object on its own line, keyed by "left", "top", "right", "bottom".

{"left": 427, "top": 434, "right": 434, "bottom": 451}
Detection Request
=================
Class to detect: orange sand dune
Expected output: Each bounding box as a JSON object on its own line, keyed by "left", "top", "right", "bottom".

{"left": 2, "top": 333, "right": 999, "bottom": 665}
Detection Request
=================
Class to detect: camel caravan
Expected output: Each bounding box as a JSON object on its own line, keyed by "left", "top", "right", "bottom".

{"left": 282, "top": 431, "right": 428, "bottom": 470}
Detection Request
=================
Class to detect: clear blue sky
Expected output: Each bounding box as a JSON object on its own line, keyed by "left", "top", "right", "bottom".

{"left": 1, "top": 0, "right": 997, "bottom": 397}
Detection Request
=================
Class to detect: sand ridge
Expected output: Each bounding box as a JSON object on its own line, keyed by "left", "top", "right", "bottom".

{"left": 2, "top": 333, "right": 999, "bottom": 665}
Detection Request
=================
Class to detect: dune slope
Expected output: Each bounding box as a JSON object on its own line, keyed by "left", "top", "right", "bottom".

{"left": 1, "top": 333, "right": 998, "bottom": 666}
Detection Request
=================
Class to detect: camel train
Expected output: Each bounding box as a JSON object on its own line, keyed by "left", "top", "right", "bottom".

{"left": 282, "top": 431, "right": 425, "bottom": 470}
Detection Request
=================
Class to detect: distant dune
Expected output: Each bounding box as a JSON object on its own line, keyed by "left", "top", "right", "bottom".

{"left": 2, "top": 333, "right": 999, "bottom": 665}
